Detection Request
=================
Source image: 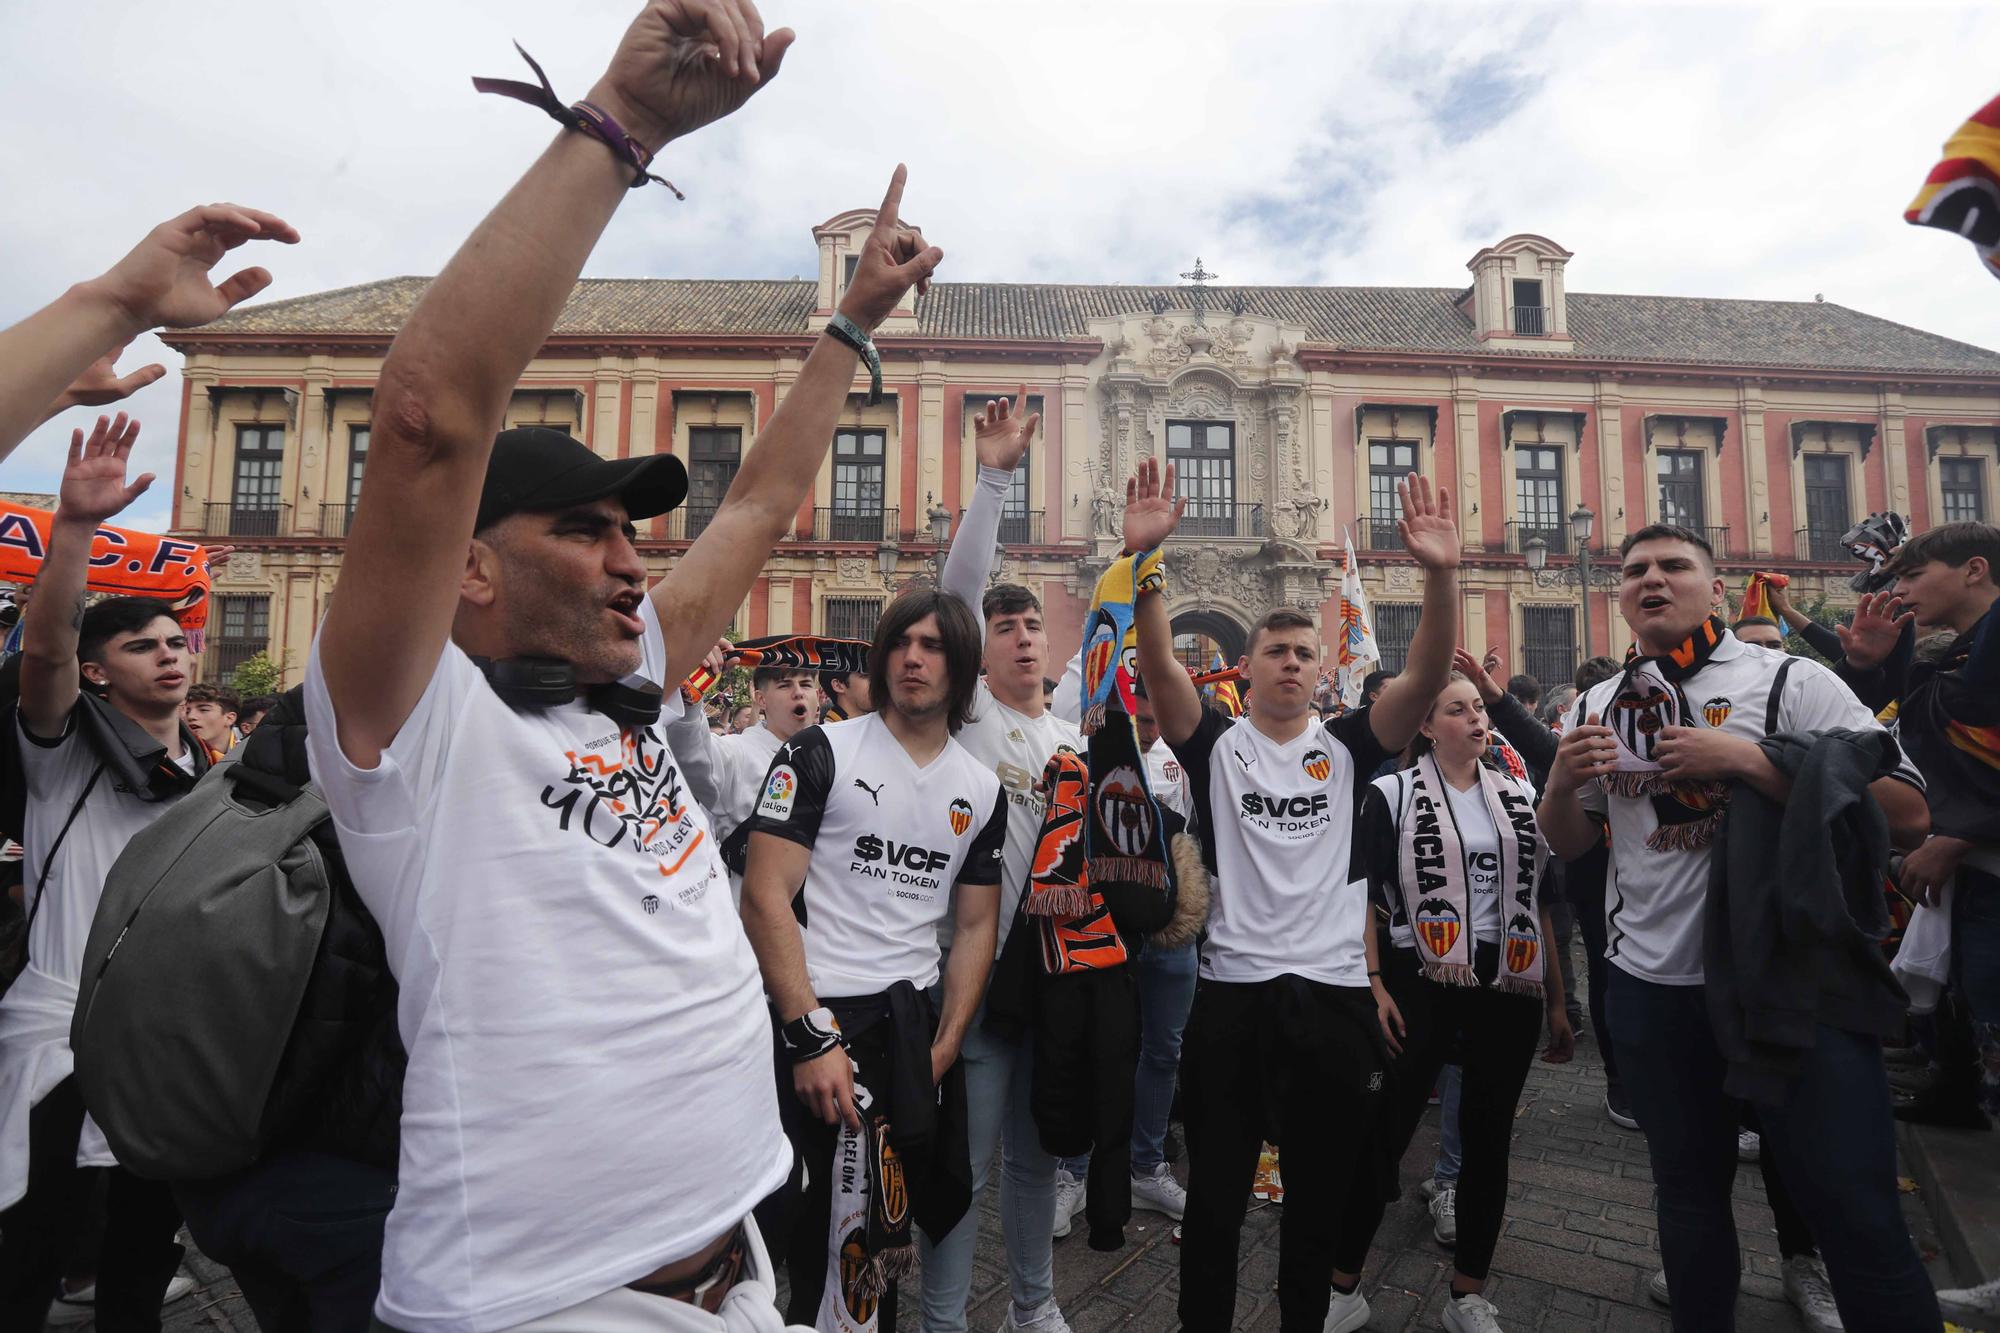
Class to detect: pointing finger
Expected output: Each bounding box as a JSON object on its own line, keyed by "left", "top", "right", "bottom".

{"left": 874, "top": 164, "right": 908, "bottom": 234}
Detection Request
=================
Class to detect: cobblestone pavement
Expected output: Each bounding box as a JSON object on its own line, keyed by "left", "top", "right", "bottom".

{"left": 144, "top": 946, "right": 1966, "bottom": 1332}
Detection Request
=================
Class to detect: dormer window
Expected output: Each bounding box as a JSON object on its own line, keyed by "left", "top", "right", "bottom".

{"left": 843, "top": 254, "right": 860, "bottom": 291}
{"left": 1511, "top": 279, "right": 1546, "bottom": 335}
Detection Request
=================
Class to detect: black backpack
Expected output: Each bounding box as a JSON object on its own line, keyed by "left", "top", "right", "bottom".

{"left": 71, "top": 686, "right": 404, "bottom": 1179}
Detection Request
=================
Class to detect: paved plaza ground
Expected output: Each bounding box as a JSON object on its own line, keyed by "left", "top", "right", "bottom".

{"left": 142, "top": 939, "right": 1972, "bottom": 1333}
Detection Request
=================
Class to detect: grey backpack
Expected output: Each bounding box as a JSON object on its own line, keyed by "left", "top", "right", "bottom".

{"left": 72, "top": 758, "right": 337, "bottom": 1180}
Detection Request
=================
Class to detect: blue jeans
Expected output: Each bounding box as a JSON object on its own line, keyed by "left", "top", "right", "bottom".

{"left": 1953, "top": 865, "right": 2000, "bottom": 1116}
{"left": 918, "top": 989, "right": 1056, "bottom": 1333}
{"left": 1061, "top": 941, "right": 1198, "bottom": 1180}
{"left": 1433, "top": 1063, "right": 1462, "bottom": 1185}
{"left": 1608, "top": 966, "right": 1940, "bottom": 1333}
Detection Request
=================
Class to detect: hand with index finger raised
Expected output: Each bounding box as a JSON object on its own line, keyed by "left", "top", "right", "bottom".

{"left": 836, "top": 165, "right": 944, "bottom": 333}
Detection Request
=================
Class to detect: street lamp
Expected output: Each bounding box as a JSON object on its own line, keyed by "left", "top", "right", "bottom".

{"left": 1524, "top": 504, "right": 1602, "bottom": 662}
{"left": 876, "top": 540, "right": 899, "bottom": 585}
{"left": 926, "top": 492, "right": 953, "bottom": 546}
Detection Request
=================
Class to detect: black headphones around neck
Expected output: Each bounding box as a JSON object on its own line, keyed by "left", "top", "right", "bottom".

{"left": 471, "top": 656, "right": 664, "bottom": 730}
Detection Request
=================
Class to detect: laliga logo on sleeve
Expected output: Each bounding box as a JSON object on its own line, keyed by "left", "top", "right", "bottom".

{"left": 1416, "top": 897, "right": 1461, "bottom": 959}
{"left": 1505, "top": 912, "right": 1540, "bottom": 974}
{"left": 948, "top": 797, "right": 974, "bottom": 836}
{"left": 1301, "top": 747, "right": 1331, "bottom": 782}
{"left": 757, "top": 764, "right": 798, "bottom": 819}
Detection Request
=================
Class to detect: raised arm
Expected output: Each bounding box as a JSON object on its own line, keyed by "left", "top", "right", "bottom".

{"left": 18, "top": 415, "right": 154, "bottom": 736}
{"left": 1122, "top": 458, "right": 1201, "bottom": 746}
{"left": 1367, "top": 476, "right": 1461, "bottom": 753}
{"left": 939, "top": 389, "right": 1037, "bottom": 629}
{"left": 646, "top": 166, "right": 940, "bottom": 686}
{"left": 0, "top": 205, "right": 297, "bottom": 460}
{"left": 1455, "top": 647, "right": 1558, "bottom": 775}
{"left": 318, "top": 2, "right": 795, "bottom": 764}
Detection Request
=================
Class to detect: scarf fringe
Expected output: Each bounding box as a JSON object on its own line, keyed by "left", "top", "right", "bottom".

{"left": 1081, "top": 703, "right": 1106, "bottom": 735}
{"left": 1603, "top": 769, "right": 1671, "bottom": 799}
{"left": 1419, "top": 960, "right": 1481, "bottom": 988}
{"left": 1023, "top": 885, "right": 1094, "bottom": 918}
{"left": 856, "top": 1244, "right": 919, "bottom": 1301}
{"left": 1495, "top": 973, "right": 1545, "bottom": 1000}
{"left": 1645, "top": 812, "right": 1722, "bottom": 852}
{"left": 1151, "top": 833, "right": 1211, "bottom": 949}
{"left": 1087, "top": 855, "right": 1168, "bottom": 890}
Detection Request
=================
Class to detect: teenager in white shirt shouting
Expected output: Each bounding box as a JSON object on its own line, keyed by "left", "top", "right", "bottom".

{"left": 1538, "top": 524, "right": 1934, "bottom": 1333}
{"left": 1124, "top": 459, "right": 1462, "bottom": 1333}
{"left": 918, "top": 391, "right": 1086, "bottom": 1333}
{"left": 739, "top": 591, "right": 1007, "bottom": 1333}
{"left": 304, "top": 5, "right": 947, "bottom": 1326}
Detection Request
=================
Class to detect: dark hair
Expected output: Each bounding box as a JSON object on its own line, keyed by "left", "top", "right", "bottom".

{"left": 982, "top": 582, "right": 1041, "bottom": 622}
{"left": 1504, "top": 673, "right": 1541, "bottom": 706}
{"left": 753, "top": 665, "right": 817, "bottom": 690}
{"left": 1360, "top": 669, "right": 1395, "bottom": 700}
{"left": 820, "top": 668, "right": 863, "bottom": 696}
{"left": 1732, "top": 615, "right": 1780, "bottom": 632}
{"left": 1247, "top": 607, "right": 1317, "bottom": 654}
{"left": 1042, "top": 677, "right": 1058, "bottom": 693}
{"left": 77, "top": 597, "right": 182, "bottom": 666}
{"left": 1398, "top": 672, "right": 1497, "bottom": 769}
{"left": 240, "top": 693, "right": 281, "bottom": 719}
{"left": 1618, "top": 523, "right": 1714, "bottom": 566}
{"left": 1886, "top": 520, "right": 2000, "bottom": 578}
{"left": 868, "top": 588, "right": 983, "bottom": 733}
{"left": 185, "top": 682, "right": 241, "bottom": 712}
{"left": 1574, "top": 655, "right": 1619, "bottom": 692}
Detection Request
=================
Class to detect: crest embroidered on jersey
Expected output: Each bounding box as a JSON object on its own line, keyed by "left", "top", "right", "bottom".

{"left": 1703, "top": 696, "right": 1732, "bottom": 728}
{"left": 947, "top": 797, "right": 974, "bottom": 836}
{"left": 1302, "top": 747, "right": 1332, "bottom": 782}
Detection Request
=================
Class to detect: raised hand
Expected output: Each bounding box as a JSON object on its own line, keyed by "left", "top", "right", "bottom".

{"left": 89, "top": 205, "right": 299, "bottom": 332}
{"left": 45, "top": 343, "right": 166, "bottom": 418}
{"left": 1122, "top": 456, "right": 1185, "bottom": 554}
{"left": 1396, "top": 474, "right": 1460, "bottom": 572}
{"left": 56, "top": 413, "right": 153, "bottom": 527}
{"left": 1453, "top": 647, "right": 1503, "bottom": 704}
{"left": 1835, "top": 590, "right": 1913, "bottom": 670}
{"left": 590, "top": 0, "right": 794, "bottom": 149}
{"left": 836, "top": 165, "right": 942, "bottom": 332}
{"left": 1549, "top": 711, "right": 1617, "bottom": 789}
{"left": 974, "top": 387, "right": 1039, "bottom": 473}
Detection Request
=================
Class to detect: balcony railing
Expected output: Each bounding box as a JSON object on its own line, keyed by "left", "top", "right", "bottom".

{"left": 1509, "top": 305, "right": 1550, "bottom": 336}
{"left": 1359, "top": 517, "right": 1407, "bottom": 552}
{"left": 1695, "top": 525, "right": 1732, "bottom": 559}
{"left": 202, "top": 502, "right": 292, "bottom": 538}
{"left": 794, "top": 507, "right": 903, "bottom": 544}
{"left": 649, "top": 506, "right": 727, "bottom": 542}
{"left": 1491, "top": 521, "right": 1570, "bottom": 556}
{"left": 997, "top": 510, "right": 1046, "bottom": 545}
{"left": 318, "top": 503, "right": 354, "bottom": 537}
{"left": 1797, "top": 526, "right": 1848, "bottom": 563}
{"left": 1171, "top": 502, "right": 1264, "bottom": 540}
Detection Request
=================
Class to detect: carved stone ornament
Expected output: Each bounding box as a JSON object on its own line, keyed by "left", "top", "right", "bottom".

{"left": 1385, "top": 564, "right": 1418, "bottom": 592}
{"left": 217, "top": 551, "right": 263, "bottom": 585}
{"left": 835, "top": 556, "right": 871, "bottom": 585}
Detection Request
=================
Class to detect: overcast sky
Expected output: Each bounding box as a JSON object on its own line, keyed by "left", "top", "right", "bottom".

{"left": 3, "top": 0, "right": 1996, "bottom": 531}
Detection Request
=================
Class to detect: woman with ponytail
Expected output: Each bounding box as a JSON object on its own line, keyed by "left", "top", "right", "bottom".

{"left": 1324, "top": 674, "right": 1573, "bottom": 1333}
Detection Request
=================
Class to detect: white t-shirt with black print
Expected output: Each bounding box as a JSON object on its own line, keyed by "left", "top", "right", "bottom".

{"left": 304, "top": 598, "right": 790, "bottom": 1333}
{"left": 1178, "top": 707, "right": 1391, "bottom": 987}
{"left": 1145, "top": 737, "right": 1191, "bottom": 819}
{"left": 1441, "top": 779, "right": 1505, "bottom": 943}
{"left": 1564, "top": 633, "right": 1922, "bottom": 986}
{"left": 743, "top": 713, "right": 1007, "bottom": 997}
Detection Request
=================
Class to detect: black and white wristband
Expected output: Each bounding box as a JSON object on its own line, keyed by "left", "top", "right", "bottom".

{"left": 825, "top": 312, "right": 883, "bottom": 406}
{"left": 780, "top": 1007, "right": 845, "bottom": 1063}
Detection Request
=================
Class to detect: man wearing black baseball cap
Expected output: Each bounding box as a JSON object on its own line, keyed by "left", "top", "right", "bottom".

{"left": 301, "top": 3, "right": 942, "bottom": 1329}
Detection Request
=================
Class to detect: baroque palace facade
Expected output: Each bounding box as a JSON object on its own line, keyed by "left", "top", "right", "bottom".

{"left": 161, "top": 219, "right": 2000, "bottom": 690}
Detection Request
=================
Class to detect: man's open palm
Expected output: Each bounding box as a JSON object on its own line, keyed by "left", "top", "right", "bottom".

{"left": 974, "top": 388, "right": 1038, "bottom": 473}
{"left": 1122, "top": 457, "right": 1185, "bottom": 553}
{"left": 1397, "top": 474, "right": 1461, "bottom": 571}
{"left": 1836, "top": 590, "right": 1913, "bottom": 669}
{"left": 58, "top": 413, "right": 152, "bottom": 526}
{"left": 99, "top": 204, "right": 299, "bottom": 331}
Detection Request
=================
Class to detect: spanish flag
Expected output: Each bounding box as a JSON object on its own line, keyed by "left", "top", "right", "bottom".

{"left": 1206, "top": 652, "right": 1244, "bottom": 717}
{"left": 1740, "top": 571, "right": 1789, "bottom": 637}
{"left": 1905, "top": 91, "right": 2000, "bottom": 281}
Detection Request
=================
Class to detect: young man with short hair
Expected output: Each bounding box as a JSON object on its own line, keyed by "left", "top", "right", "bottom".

{"left": 738, "top": 590, "right": 1006, "bottom": 1333}
{"left": 235, "top": 694, "right": 279, "bottom": 736}
{"left": 1126, "top": 459, "right": 1462, "bottom": 1333}
{"left": 820, "top": 667, "right": 872, "bottom": 723}
{"left": 304, "top": 6, "right": 947, "bottom": 1326}
{"left": 182, "top": 681, "right": 240, "bottom": 758}
{"left": 0, "top": 414, "right": 208, "bottom": 1329}
{"left": 1504, "top": 673, "right": 1541, "bottom": 712}
{"left": 1539, "top": 523, "right": 1936, "bottom": 1333}
{"left": 700, "top": 664, "right": 823, "bottom": 901}
{"left": 917, "top": 391, "right": 1086, "bottom": 1333}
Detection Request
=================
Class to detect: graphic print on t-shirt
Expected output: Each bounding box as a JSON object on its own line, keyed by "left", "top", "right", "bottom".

{"left": 543, "top": 722, "right": 711, "bottom": 895}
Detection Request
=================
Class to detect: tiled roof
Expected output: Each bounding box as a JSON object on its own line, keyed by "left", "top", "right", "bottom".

{"left": 182, "top": 276, "right": 2000, "bottom": 376}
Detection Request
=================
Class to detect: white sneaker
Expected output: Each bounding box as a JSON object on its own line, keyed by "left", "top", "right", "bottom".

{"left": 1323, "top": 1285, "right": 1370, "bottom": 1333}
{"left": 997, "top": 1298, "right": 1073, "bottom": 1333}
{"left": 1129, "top": 1162, "right": 1187, "bottom": 1220}
{"left": 1429, "top": 1183, "right": 1458, "bottom": 1246}
{"left": 1440, "top": 1292, "right": 1506, "bottom": 1332}
{"left": 1420, "top": 1177, "right": 1452, "bottom": 1201}
{"left": 1648, "top": 1269, "right": 1671, "bottom": 1307}
{"left": 1737, "top": 1129, "right": 1761, "bottom": 1162}
{"left": 1935, "top": 1274, "right": 2000, "bottom": 1321}
{"left": 1051, "top": 1168, "right": 1085, "bottom": 1240}
{"left": 1780, "top": 1255, "right": 1843, "bottom": 1332}
{"left": 46, "top": 1273, "right": 197, "bottom": 1325}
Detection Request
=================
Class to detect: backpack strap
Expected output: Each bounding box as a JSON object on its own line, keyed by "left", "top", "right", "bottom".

{"left": 21, "top": 762, "right": 105, "bottom": 958}
{"left": 1764, "top": 656, "right": 1798, "bottom": 738}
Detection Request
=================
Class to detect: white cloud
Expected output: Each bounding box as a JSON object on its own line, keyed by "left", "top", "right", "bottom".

{"left": 3, "top": 0, "right": 1997, "bottom": 530}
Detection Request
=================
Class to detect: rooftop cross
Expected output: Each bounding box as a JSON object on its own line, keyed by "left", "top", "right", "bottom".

{"left": 1179, "top": 256, "right": 1218, "bottom": 326}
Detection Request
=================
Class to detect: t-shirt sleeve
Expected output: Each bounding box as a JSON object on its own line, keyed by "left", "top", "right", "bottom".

{"left": 1325, "top": 708, "right": 1393, "bottom": 806}
{"left": 958, "top": 787, "right": 1008, "bottom": 886}
{"left": 1176, "top": 706, "right": 1233, "bottom": 777}
{"left": 625, "top": 593, "right": 671, "bottom": 692}
{"left": 303, "top": 632, "right": 472, "bottom": 836}
{"left": 15, "top": 706, "right": 88, "bottom": 801}
{"left": 1779, "top": 658, "right": 1923, "bottom": 790}
{"left": 1357, "top": 781, "right": 1403, "bottom": 923}
{"left": 739, "top": 725, "right": 834, "bottom": 849}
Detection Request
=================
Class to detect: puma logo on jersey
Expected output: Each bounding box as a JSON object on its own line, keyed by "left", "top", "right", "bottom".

{"left": 853, "top": 778, "right": 884, "bottom": 806}
{"left": 1232, "top": 748, "right": 1255, "bottom": 774}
